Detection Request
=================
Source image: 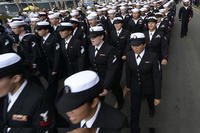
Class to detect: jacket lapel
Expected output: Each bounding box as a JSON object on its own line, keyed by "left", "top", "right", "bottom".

{"left": 150, "top": 30, "right": 158, "bottom": 42}
{"left": 95, "top": 43, "right": 106, "bottom": 59}
{"left": 7, "top": 82, "right": 30, "bottom": 117}
{"left": 139, "top": 51, "right": 148, "bottom": 67}
{"left": 129, "top": 51, "right": 137, "bottom": 68}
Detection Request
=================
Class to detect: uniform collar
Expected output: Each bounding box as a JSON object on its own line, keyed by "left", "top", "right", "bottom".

{"left": 149, "top": 30, "right": 156, "bottom": 35}
{"left": 73, "top": 27, "right": 78, "bottom": 36}
{"left": 133, "top": 18, "right": 140, "bottom": 23}
{"left": 19, "top": 33, "right": 31, "bottom": 42}
{"left": 95, "top": 41, "right": 104, "bottom": 51}
{"left": 157, "top": 22, "right": 161, "bottom": 28}
{"left": 43, "top": 33, "right": 51, "bottom": 41}
{"left": 80, "top": 102, "right": 101, "bottom": 128}
{"left": 184, "top": 6, "right": 188, "bottom": 9}
{"left": 135, "top": 49, "right": 145, "bottom": 59}
{"left": 116, "top": 28, "right": 122, "bottom": 35}
{"left": 65, "top": 35, "right": 73, "bottom": 44}
{"left": 7, "top": 80, "right": 28, "bottom": 112}
{"left": 53, "top": 25, "right": 58, "bottom": 30}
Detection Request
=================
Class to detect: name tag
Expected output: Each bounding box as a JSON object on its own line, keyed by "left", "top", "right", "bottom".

{"left": 12, "top": 114, "right": 28, "bottom": 122}
{"left": 145, "top": 61, "right": 151, "bottom": 64}
{"left": 100, "top": 54, "right": 106, "bottom": 56}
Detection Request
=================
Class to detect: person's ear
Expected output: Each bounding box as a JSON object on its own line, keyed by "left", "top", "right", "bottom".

{"left": 91, "top": 98, "right": 99, "bottom": 108}
{"left": 11, "top": 75, "right": 22, "bottom": 84}
{"left": 100, "top": 35, "right": 104, "bottom": 40}
{"left": 143, "top": 43, "right": 146, "bottom": 48}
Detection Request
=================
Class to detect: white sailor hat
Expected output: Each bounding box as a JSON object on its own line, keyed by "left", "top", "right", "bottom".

{"left": 32, "top": 14, "right": 39, "bottom": 18}
{"left": 87, "top": 6, "right": 92, "bottom": 10}
{"left": 159, "top": 9, "right": 166, "bottom": 13}
{"left": 111, "top": 6, "right": 116, "bottom": 10}
{"left": 86, "top": 10, "right": 92, "bottom": 15}
{"left": 119, "top": 3, "right": 127, "bottom": 6}
{"left": 183, "top": 0, "right": 190, "bottom": 3}
{"left": 140, "top": 7, "right": 147, "bottom": 12}
{"left": 147, "top": 16, "right": 157, "bottom": 23}
{"left": 89, "top": 26, "right": 104, "bottom": 38}
{"left": 87, "top": 12, "right": 98, "bottom": 20}
{"left": 120, "top": 6, "right": 127, "bottom": 10}
{"left": 58, "top": 22, "right": 74, "bottom": 31}
{"left": 56, "top": 70, "right": 103, "bottom": 112}
{"left": 36, "top": 21, "right": 50, "bottom": 26}
{"left": 136, "top": 2, "right": 141, "bottom": 6}
{"left": 132, "top": 8, "right": 140, "bottom": 13}
{"left": 11, "top": 17, "right": 24, "bottom": 22}
{"left": 70, "top": 10, "right": 79, "bottom": 17}
{"left": 48, "top": 11, "right": 54, "bottom": 15}
{"left": 96, "top": 9, "right": 102, "bottom": 12}
{"left": 101, "top": 7, "right": 108, "bottom": 11}
{"left": 77, "top": 7, "right": 82, "bottom": 11}
{"left": 143, "top": 5, "right": 150, "bottom": 8}
{"left": 128, "top": 1, "right": 133, "bottom": 6}
{"left": 59, "top": 10, "right": 67, "bottom": 13}
{"left": 106, "top": 5, "right": 112, "bottom": 9}
{"left": 153, "top": 1, "right": 157, "bottom": 4}
{"left": 155, "top": 12, "right": 164, "bottom": 17}
{"left": 163, "top": 3, "right": 169, "bottom": 8}
{"left": 30, "top": 17, "right": 40, "bottom": 22}
{"left": 48, "top": 12, "right": 60, "bottom": 19}
{"left": 107, "top": 9, "right": 115, "bottom": 14}
{"left": 113, "top": 17, "right": 123, "bottom": 24}
{"left": 38, "top": 12, "right": 47, "bottom": 16}
{"left": 36, "top": 21, "right": 51, "bottom": 30}
{"left": 0, "top": 53, "right": 25, "bottom": 78}
{"left": 69, "top": 18, "right": 79, "bottom": 24}
{"left": 9, "top": 20, "right": 26, "bottom": 28}
{"left": 129, "top": 32, "right": 145, "bottom": 46}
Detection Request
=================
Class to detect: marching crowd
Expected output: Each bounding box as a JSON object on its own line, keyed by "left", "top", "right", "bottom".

{"left": 0, "top": 0, "right": 193, "bottom": 132}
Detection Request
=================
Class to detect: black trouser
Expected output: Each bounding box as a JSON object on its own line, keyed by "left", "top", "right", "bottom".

{"left": 181, "top": 20, "right": 189, "bottom": 37}
{"left": 131, "top": 93, "right": 155, "bottom": 133}
{"left": 112, "top": 83, "right": 124, "bottom": 108}
{"left": 47, "top": 74, "right": 59, "bottom": 103}
{"left": 111, "top": 60, "right": 124, "bottom": 108}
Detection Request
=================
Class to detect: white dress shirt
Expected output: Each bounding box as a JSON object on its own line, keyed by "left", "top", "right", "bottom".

{"left": 73, "top": 27, "right": 78, "bottom": 36}
{"left": 53, "top": 25, "right": 58, "bottom": 30}
{"left": 65, "top": 35, "right": 73, "bottom": 49}
{"left": 157, "top": 22, "right": 161, "bottom": 29}
{"left": 116, "top": 28, "right": 122, "bottom": 37}
{"left": 7, "top": 80, "right": 28, "bottom": 112}
{"left": 110, "top": 19, "right": 114, "bottom": 24}
{"left": 95, "top": 41, "right": 104, "bottom": 56}
{"left": 43, "top": 33, "right": 51, "bottom": 44}
{"left": 135, "top": 50, "right": 145, "bottom": 66}
{"left": 7, "top": 80, "right": 28, "bottom": 132}
{"left": 149, "top": 30, "right": 156, "bottom": 41}
{"left": 133, "top": 18, "right": 139, "bottom": 24}
{"left": 80, "top": 102, "right": 101, "bottom": 128}
{"left": 19, "top": 33, "right": 31, "bottom": 42}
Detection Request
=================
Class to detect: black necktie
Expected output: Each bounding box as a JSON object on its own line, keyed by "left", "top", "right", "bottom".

{"left": 42, "top": 38, "right": 45, "bottom": 44}
{"left": 95, "top": 48, "right": 99, "bottom": 57}
{"left": 137, "top": 55, "right": 141, "bottom": 59}
{"left": 82, "top": 123, "right": 88, "bottom": 128}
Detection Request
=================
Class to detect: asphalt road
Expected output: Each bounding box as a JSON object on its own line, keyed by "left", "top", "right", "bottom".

{"left": 136, "top": 4, "right": 200, "bottom": 133}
